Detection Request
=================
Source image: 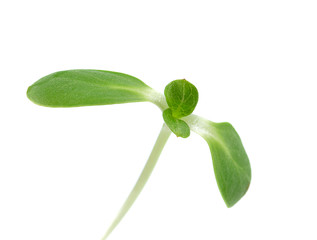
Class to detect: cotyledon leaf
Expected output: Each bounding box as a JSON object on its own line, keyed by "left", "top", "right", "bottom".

{"left": 183, "top": 114, "right": 251, "bottom": 207}
{"left": 27, "top": 69, "right": 160, "bottom": 107}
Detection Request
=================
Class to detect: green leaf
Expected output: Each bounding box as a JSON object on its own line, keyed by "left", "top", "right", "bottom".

{"left": 183, "top": 115, "right": 251, "bottom": 207}
{"left": 27, "top": 70, "right": 155, "bottom": 107}
{"left": 164, "top": 79, "right": 199, "bottom": 118}
{"left": 163, "top": 108, "right": 190, "bottom": 138}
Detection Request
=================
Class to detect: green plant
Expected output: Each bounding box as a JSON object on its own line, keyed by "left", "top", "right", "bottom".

{"left": 27, "top": 69, "right": 251, "bottom": 239}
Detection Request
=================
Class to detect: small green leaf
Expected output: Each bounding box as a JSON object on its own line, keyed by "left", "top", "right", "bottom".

{"left": 163, "top": 108, "right": 190, "bottom": 138}
{"left": 27, "top": 70, "right": 154, "bottom": 107}
{"left": 164, "top": 79, "right": 198, "bottom": 118}
{"left": 183, "top": 115, "right": 251, "bottom": 207}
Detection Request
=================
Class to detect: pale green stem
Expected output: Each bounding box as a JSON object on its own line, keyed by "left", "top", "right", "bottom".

{"left": 101, "top": 123, "right": 172, "bottom": 240}
{"left": 146, "top": 89, "right": 168, "bottom": 111}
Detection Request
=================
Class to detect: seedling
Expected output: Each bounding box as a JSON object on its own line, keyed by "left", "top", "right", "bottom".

{"left": 27, "top": 70, "right": 251, "bottom": 239}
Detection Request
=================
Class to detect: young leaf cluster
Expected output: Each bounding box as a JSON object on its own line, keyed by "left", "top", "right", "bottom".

{"left": 162, "top": 79, "right": 198, "bottom": 138}
{"left": 27, "top": 69, "right": 251, "bottom": 239}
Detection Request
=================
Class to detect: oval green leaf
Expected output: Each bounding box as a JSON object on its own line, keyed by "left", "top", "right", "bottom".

{"left": 163, "top": 108, "right": 190, "bottom": 138}
{"left": 183, "top": 115, "right": 251, "bottom": 207}
{"left": 164, "top": 79, "right": 199, "bottom": 118}
{"left": 27, "top": 70, "right": 154, "bottom": 107}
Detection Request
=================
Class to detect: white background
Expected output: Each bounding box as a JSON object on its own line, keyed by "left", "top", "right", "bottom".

{"left": 1, "top": 0, "right": 317, "bottom": 239}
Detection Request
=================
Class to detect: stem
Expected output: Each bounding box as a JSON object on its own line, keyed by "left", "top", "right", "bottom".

{"left": 147, "top": 90, "right": 168, "bottom": 111}
{"left": 101, "top": 123, "right": 172, "bottom": 240}
{"left": 182, "top": 114, "right": 216, "bottom": 139}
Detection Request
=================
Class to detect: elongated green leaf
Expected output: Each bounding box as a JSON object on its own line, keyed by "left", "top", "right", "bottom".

{"left": 183, "top": 115, "right": 251, "bottom": 207}
{"left": 27, "top": 70, "right": 155, "bottom": 107}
